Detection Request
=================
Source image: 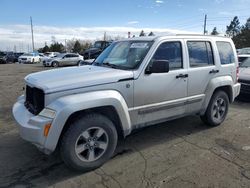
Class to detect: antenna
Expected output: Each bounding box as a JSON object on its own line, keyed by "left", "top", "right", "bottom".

{"left": 203, "top": 14, "right": 207, "bottom": 35}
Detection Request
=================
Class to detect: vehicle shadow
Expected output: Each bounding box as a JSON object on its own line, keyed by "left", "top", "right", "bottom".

{"left": 0, "top": 116, "right": 212, "bottom": 187}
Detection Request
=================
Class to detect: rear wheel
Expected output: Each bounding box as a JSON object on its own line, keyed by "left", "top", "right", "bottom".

{"left": 200, "top": 90, "right": 229, "bottom": 126}
{"left": 60, "top": 113, "right": 118, "bottom": 171}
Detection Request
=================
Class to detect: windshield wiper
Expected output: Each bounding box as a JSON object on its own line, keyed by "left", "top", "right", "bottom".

{"left": 102, "top": 62, "right": 119, "bottom": 69}
{"left": 93, "top": 62, "right": 101, "bottom": 66}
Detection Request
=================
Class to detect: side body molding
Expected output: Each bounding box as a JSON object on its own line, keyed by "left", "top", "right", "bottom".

{"left": 44, "top": 90, "right": 131, "bottom": 152}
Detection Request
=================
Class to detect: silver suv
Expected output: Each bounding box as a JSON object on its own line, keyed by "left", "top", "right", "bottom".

{"left": 13, "top": 35, "right": 241, "bottom": 171}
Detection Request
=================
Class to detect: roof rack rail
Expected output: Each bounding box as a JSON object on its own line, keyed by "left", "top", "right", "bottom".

{"left": 176, "top": 34, "right": 229, "bottom": 38}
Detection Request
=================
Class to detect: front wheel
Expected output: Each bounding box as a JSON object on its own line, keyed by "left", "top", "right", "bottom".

{"left": 200, "top": 90, "right": 229, "bottom": 126}
{"left": 52, "top": 61, "right": 59, "bottom": 67}
{"left": 60, "top": 113, "right": 118, "bottom": 171}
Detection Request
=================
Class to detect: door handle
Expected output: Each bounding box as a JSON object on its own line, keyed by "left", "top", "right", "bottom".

{"left": 176, "top": 74, "right": 188, "bottom": 79}
{"left": 209, "top": 69, "right": 219, "bottom": 74}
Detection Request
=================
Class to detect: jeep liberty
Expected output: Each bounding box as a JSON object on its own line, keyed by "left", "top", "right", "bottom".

{"left": 13, "top": 35, "right": 241, "bottom": 171}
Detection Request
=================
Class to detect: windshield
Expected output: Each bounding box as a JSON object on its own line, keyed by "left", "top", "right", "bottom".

{"left": 94, "top": 41, "right": 153, "bottom": 70}
{"left": 44, "top": 52, "right": 52, "bottom": 56}
{"left": 238, "top": 48, "right": 250, "bottom": 55}
{"left": 54, "top": 53, "right": 65, "bottom": 58}
{"left": 240, "top": 57, "right": 250, "bottom": 67}
{"left": 94, "top": 42, "right": 103, "bottom": 48}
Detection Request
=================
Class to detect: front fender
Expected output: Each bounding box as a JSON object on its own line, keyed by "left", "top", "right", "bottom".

{"left": 44, "top": 90, "right": 131, "bottom": 152}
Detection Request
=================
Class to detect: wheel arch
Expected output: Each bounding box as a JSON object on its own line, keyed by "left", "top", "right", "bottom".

{"left": 200, "top": 76, "right": 234, "bottom": 115}
{"left": 58, "top": 106, "right": 124, "bottom": 148}
{"left": 44, "top": 90, "right": 131, "bottom": 153}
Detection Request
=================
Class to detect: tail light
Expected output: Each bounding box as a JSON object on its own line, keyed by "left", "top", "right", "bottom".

{"left": 236, "top": 66, "right": 239, "bottom": 82}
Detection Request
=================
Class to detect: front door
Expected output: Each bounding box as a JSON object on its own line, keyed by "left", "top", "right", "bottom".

{"left": 131, "top": 40, "right": 188, "bottom": 126}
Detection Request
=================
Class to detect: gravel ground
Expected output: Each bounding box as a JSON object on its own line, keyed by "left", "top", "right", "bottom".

{"left": 0, "top": 63, "right": 250, "bottom": 188}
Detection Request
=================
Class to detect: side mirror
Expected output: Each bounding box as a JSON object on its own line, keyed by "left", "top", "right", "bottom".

{"left": 145, "top": 60, "right": 169, "bottom": 74}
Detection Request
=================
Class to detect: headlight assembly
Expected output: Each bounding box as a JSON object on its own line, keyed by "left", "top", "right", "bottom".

{"left": 39, "top": 108, "right": 56, "bottom": 119}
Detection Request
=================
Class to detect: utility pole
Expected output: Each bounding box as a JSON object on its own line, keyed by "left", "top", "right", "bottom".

{"left": 203, "top": 14, "right": 207, "bottom": 35}
{"left": 65, "top": 39, "right": 67, "bottom": 52}
{"left": 103, "top": 32, "right": 106, "bottom": 41}
{"left": 30, "top": 16, "right": 35, "bottom": 52}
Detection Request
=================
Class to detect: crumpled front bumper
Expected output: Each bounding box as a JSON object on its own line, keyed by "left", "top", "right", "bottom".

{"left": 12, "top": 95, "right": 53, "bottom": 154}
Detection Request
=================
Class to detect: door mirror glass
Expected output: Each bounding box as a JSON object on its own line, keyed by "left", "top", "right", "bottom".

{"left": 145, "top": 60, "right": 169, "bottom": 74}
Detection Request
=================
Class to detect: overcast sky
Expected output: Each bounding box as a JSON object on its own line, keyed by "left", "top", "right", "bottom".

{"left": 0, "top": 0, "right": 249, "bottom": 52}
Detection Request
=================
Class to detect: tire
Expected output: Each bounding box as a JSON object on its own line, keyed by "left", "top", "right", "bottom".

{"left": 77, "top": 61, "right": 81, "bottom": 66}
{"left": 200, "top": 90, "right": 229, "bottom": 126}
{"left": 52, "top": 61, "right": 59, "bottom": 67}
{"left": 60, "top": 113, "right": 118, "bottom": 171}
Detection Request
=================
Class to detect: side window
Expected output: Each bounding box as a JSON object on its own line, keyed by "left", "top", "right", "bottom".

{"left": 152, "top": 41, "right": 183, "bottom": 70}
{"left": 187, "top": 41, "right": 214, "bottom": 67}
{"left": 64, "top": 54, "right": 70, "bottom": 58}
{"left": 216, "top": 42, "right": 235, "bottom": 65}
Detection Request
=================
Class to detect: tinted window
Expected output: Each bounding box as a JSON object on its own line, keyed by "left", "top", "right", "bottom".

{"left": 238, "top": 57, "right": 248, "bottom": 63}
{"left": 216, "top": 42, "right": 235, "bottom": 64}
{"left": 72, "top": 54, "right": 79, "bottom": 58}
{"left": 240, "top": 57, "right": 250, "bottom": 67}
{"left": 152, "top": 42, "right": 183, "bottom": 70}
{"left": 187, "top": 41, "right": 214, "bottom": 67}
{"left": 64, "top": 54, "right": 71, "bottom": 58}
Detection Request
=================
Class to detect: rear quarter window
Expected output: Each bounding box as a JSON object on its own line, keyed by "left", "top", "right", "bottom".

{"left": 216, "top": 42, "right": 235, "bottom": 65}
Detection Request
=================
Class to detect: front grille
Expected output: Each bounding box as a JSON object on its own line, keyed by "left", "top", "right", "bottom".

{"left": 239, "top": 79, "right": 250, "bottom": 85}
{"left": 21, "top": 58, "right": 27, "bottom": 60}
{"left": 24, "top": 85, "right": 44, "bottom": 115}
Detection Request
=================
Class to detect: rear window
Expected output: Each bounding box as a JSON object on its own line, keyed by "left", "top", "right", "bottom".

{"left": 216, "top": 42, "right": 235, "bottom": 65}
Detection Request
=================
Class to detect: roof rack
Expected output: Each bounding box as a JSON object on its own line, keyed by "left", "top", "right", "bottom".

{"left": 176, "top": 34, "right": 229, "bottom": 38}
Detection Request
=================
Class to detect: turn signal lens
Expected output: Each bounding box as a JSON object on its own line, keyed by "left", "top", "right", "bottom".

{"left": 236, "top": 66, "right": 239, "bottom": 82}
{"left": 44, "top": 123, "right": 51, "bottom": 137}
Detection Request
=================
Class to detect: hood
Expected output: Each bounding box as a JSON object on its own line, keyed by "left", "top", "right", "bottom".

{"left": 239, "top": 67, "right": 250, "bottom": 81}
{"left": 25, "top": 65, "right": 134, "bottom": 94}
{"left": 19, "top": 55, "right": 34, "bottom": 59}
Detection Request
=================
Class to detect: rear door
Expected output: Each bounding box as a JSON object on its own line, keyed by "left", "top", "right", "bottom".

{"left": 185, "top": 40, "right": 217, "bottom": 114}
{"left": 71, "top": 54, "right": 79, "bottom": 65}
{"left": 62, "top": 54, "right": 71, "bottom": 66}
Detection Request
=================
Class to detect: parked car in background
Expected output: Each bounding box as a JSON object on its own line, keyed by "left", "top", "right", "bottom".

{"left": 39, "top": 52, "right": 60, "bottom": 64}
{"left": 18, "top": 52, "right": 41, "bottom": 64}
{"left": 78, "top": 59, "right": 95, "bottom": 66}
{"left": 238, "top": 54, "right": 250, "bottom": 64}
{"left": 3, "top": 52, "right": 23, "bottom": 63}
{"left": 39, "top": 53, "right": 49, "bottom": 63}
{"left": 82, "top": 40, "right": 112, "bottom": 60}
{"left": 0, "top": 51, "right": 7, "bottom": 64}
{"left": 43, "top": 53, "right": 83, "bottom": 67}
{"left": 238, "top": 55, "right": 250, "bottom": 95}
{"left": 237, "top": 47, "right": 250, "bottom": 55}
